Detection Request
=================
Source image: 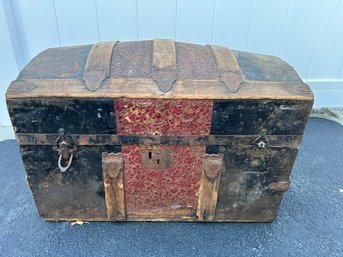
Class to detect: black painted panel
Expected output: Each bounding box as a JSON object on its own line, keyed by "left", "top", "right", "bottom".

{"left": 21, "top": 145, "right": 120, "bottom": 219}
{"left": 17, "top": 45, "right": 92, "bottom": 80}
{"left": 214, "top": 144, "right": 298, "bottom": 221}
{"left": 8, "top": 98, "right": 116, "bottom": 134}
{"left": 233, "top": 50, "right": 302, "bottom": 82}
{"left": 211, "top": 100, "right": 312, "bottom": 135}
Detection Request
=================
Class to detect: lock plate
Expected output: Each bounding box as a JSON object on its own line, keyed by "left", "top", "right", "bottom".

{"left": 141, "top": 149, "right": 172, "bottom": 169}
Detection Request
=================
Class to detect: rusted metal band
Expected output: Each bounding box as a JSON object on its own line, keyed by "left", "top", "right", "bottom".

{"left": 82, "top": 41, "right": 118, "bottom": 91}
{"left": 152, "top": 39, "right": 177, "bottom": 93}
{"left": 15, "top": 133, "right": 302, "bottom": 148}
{"left": 209, "top": 45, "right": 243, "bottom": 93}
{"left": 197, "top": 154, "right": 224, "bottom": 221}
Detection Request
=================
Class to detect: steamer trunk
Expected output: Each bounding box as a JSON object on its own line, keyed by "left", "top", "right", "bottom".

{"left": 6, "top": 39, "right": 313, "bottom": 222}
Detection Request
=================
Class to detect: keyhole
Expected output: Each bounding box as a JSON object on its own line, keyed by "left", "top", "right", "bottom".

{"left": 148, "top": 152, "right": 152, "bottom": 159}
{"left": 156, "top": 159, "right": 160, "bottom": 164}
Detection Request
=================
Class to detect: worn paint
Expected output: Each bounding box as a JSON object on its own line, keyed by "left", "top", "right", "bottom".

{"left": 21, "top": 145, "right": 120, "bottom": 220}
{"left": 115, "top": 98, "right": 213, "bottom": 136}
{"left": 8, "top": 98, "right": 116, "bottom": 134}
{"left": 6, "top": 39, "right": 313, "bottom": 222}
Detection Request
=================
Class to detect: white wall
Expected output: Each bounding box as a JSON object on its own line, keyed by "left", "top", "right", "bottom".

{"left": 1, "top": 0, "right": 343, "bottom": 126}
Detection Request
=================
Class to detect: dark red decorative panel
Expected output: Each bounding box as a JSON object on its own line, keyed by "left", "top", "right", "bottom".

{"left": 122, "top": 145, "right": 205, "bottom": 212}
{"left": 115, "top": 98, "right": 213, "bottom": 135}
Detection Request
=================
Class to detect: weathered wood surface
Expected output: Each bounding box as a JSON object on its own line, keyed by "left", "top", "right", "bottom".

{"left": 6, "top": 39, "right": 314, "bottom": 222}
{"left": 15, "top": 134, "right": 303, "bottom": 148}
{"left": 6, "top": 40, "right": 313, "bottom": 100}
{"left": 8, "top": 98, "right": 311, "bottom": 136}
{"left": 197, "top": 154, "right": 224, "bottom": 221}
{"left": 209, "top": 144, "right": 298, "bottom": 221}
{"left": 102, "top": 153, "right": 126, "bottom": 221}
{"left": 210, "top": 45, "right": 243, "bottom": 92}
{"left": 82, "top": 41, "right": 118, "bottom": 91}
{"left": 127, "top": 208, "right": 197, "bottom": 221}
{"left": 6, "top": 79, "right": 313, "bottom": 100}
{"left": 21, "top": 145, "right": 120, "bottom": 220}
{"left": 152, "top": 39, "right": 177, "bottom": 92}
{"left": 7, "top": 98, "right": 116, "bottom": 134}
{"left": 211, "top": 99, "right": 313, "bottom": 135}
{"left": 16, "top": 45, "right": 92, "bottom": 80}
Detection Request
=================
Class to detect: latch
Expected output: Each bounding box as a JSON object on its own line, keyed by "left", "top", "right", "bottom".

{"left": 141, "top": 149, "right": 172, "bottom": 169}
{"left": 255, "top": 135, "right": 268, "bottom": 149}
{"left": 56, "top": 128, "right": 75, "bottom": 172}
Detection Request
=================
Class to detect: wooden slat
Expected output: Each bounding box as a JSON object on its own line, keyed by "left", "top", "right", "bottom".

{"left": 102, "top": 153, "right": 126, "bottom": 221}
{"left": 127, "top": 207, "right": 196, "bottom": 220}
{"left": 197, "top": 154, "right": 224, "bottom": 221}
{"left": 210, "top": 45, "right": 243, "bottom": 92}
{"left": 210, "top": 45, "right": 240, "bottom": 73}
{"left": 15, "top": 134, "right": 303, "bottom": 149}
{"left": 82, "top": 41, "right": 118, "bottom": 91}
{"left": 6, "top": 78, "right": 313, "bottom": 100}
{"left": 152, "top": 39, "right": 177, "bottom": 92}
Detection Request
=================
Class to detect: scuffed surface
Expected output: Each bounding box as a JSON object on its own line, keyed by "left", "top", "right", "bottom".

{"left": 115, "top": 98, "right": 213, "bottom": 136}
{"left": 123, "top": 145, "right": 203, "bottom": 212}
{"left": 0, "top": 118, "right": 342, "bottom": 257}
{"left": 17, "top": 45, "right": 92, "bottom": 80}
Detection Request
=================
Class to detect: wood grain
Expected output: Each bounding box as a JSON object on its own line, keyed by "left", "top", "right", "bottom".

{"left": 14, "top": 133, "right": 303, "bottom": 149}
{"left": 210, "top": 45, "right": 240, "bottom": 73}
{"left": 210, "top": 45, "right": 243, "bottom": 92}
{"left": 152, "top": 39, "right": 177, "bottom": 92}
{"left": 127, "top": 207, "right": 196, "bottom": 220}
{"left": 102, "top": 152, "right": 126, "bottom": 221}
{"left": 6, "top": 78, "right": 313, "bottom": 100}
{"left": 82, "top": 41, "right": 118, "bottom": 91}
{"left": 197, "top": 154, "right": 224, "bottom": 221}
{"left": 153, "top": 39, "right": 176, "bottom": 68}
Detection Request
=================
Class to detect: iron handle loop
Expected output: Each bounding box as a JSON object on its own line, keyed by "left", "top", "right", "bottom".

{"left": 58, "top": 152, "right": 73, "bottom": 172}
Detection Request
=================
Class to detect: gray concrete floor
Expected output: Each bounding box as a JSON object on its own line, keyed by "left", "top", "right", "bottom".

{"left": 0, "top": 117, "right": 342, "bottom": 257}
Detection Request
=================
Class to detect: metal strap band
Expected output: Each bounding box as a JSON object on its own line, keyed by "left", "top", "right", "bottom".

{"left": 14, "top": 133, "right": 302, "bottom": 149}
{"left": 82, "top": 41, "right": 118, "bottom": 91}
{"left": 152, "top": 39, "right": 177, "bottom": 93}
{"left": 210, "top": 45, "right": 243, "bottom": 93}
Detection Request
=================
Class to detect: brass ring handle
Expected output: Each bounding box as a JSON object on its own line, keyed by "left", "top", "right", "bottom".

{"left": 58, "top": 153, "right": 73, "bottom": 172}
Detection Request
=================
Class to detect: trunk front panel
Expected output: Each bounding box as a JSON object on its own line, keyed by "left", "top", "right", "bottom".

{"left": 8, "top": 97, "right": 311, "bottom": 221}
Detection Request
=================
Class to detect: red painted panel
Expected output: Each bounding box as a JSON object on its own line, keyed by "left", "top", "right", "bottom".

{"left": 115, "top": 98, "right": 213, "bottom": 135}
{"left": 115, "top": 98, "right": 213, "bottom": 214}
{"left": 122, "top": 145, "right": 205, "bottom": 212}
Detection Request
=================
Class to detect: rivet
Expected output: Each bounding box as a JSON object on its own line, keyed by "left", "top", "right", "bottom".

{"left": 257, "top": 141, "right": 266, "bottom": 148}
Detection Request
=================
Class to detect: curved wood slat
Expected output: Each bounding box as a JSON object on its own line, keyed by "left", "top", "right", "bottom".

{"left": 210, "top": 45, "right": 243, "bottom": 93}
{"left": 152, "top": 39, "right": 177, "bottom": 93}
{"left": 82, "top": 41, "right": 118, "bottom": 91}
